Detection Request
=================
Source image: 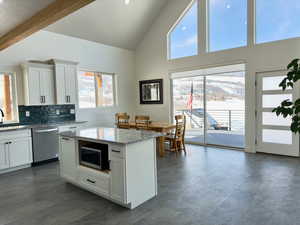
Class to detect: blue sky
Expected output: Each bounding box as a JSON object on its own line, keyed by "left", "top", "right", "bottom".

{"left": 170, "top": 0, "right": 300, "bottom": 59}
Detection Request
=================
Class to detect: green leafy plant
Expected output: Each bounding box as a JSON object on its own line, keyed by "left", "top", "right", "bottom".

{"left": 272, "top": 58, "right": 300, "bottom": 133}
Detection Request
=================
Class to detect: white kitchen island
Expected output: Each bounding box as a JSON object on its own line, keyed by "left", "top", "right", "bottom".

{"left": 59, "top": 127, "right": 162, "bottom": 209}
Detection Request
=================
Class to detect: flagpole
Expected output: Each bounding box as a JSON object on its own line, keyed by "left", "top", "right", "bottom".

{"left": 190, "top": 81, "right": 193, "bottom": 127}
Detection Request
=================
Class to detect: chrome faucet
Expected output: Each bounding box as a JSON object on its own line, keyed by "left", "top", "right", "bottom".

{"left": 0, "top": 109, "right": 4, "bottom": 124}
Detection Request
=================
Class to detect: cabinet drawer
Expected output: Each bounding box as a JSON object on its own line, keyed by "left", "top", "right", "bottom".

{"left": 109, "top": 144, "right": 125, "bottom": 159}
{"left": 79, "top": 167, "right": 109, "bottom": 196}
{"left": 0, "top": 129, "right": 31, "bottom": 141}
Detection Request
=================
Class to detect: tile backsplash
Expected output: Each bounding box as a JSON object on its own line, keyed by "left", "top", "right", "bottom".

{"left": 18, "top": 105, "right": 76, "bottom": 124}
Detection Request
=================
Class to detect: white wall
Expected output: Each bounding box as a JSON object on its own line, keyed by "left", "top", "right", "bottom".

{"left": 135, "top": 0, "right": 300, "bottom": 153}
{"left": 0, "top": 30, "right": 136, "bottom": 127}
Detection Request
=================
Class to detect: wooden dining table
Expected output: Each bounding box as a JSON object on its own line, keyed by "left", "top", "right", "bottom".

{"left": 127, "top": 122, "right": 176, "bottom": 157}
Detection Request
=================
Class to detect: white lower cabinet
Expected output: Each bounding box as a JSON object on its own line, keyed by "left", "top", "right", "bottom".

{"left": 79, "top": 167, "right": 110, "bottom": 196}
{"left": 59, "top": 137, "right": 77, "bottom": 182}
{"left": 0, "top": 141, "right": 9, "bottom": 170}
{"left": 110, "top": 157, "right": 126, "bottom": 203}
{"left": 0, "top": 129, "right": 33, "bottom": 173}
{"left": 9, "top": 138, "right": 32, "bottom": 168}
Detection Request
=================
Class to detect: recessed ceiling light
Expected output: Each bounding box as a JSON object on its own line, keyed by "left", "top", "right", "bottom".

{"left": 125, "top": 0, "right": 130, "bottom": 5}
{"left": 0, "top": 0, "right": 3, "bottom": 4}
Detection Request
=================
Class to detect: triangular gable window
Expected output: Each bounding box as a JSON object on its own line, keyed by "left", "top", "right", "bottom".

{"left": 168, "top": 0, "right": 198, "bottom": 59}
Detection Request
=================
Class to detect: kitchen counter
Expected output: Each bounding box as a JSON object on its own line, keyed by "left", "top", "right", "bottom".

{"left": 60, "top": 127, "right": 162, "bottom": 144}
{"left": 0, "top": 121, "right": 87, "bottom": 132}
{"left": 59, "top": 126, "right": 159, "bottom": 209}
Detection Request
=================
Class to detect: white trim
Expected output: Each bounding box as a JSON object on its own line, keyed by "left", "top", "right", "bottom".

{"left": 0, "top": 71, "right": 19, "bottom": 123}
{"left": 170, "top": 63, "right": 245, "bottom": 79}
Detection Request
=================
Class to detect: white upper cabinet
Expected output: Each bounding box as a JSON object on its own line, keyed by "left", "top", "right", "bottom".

{"left": 22, "top": 63, "right": 55, "bottom": 106}
{"left": 53, "top": 60, "right": 78, "bottom": 105}
{"left": 39, "top": 68, "right": 55, "bottom": 105}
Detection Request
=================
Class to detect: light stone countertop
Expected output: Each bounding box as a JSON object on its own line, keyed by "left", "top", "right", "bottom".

{"left": 0, "top": 121, "right": 87, "bottom": 132}
{"left": 60, "top": 127, "right": 163, "bottom": 144}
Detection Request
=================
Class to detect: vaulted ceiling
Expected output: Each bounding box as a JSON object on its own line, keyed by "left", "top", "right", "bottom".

{"left": 46, "top": 0, "right": 169, "bottom": 50}
{"left": 0, "top": 0, "right": 169, "bottom": 51}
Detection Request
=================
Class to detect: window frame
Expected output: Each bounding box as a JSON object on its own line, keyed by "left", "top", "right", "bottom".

{"left": 0, "top": 71, "right": 19, "bottom": 123}
{"left": 77, "top": 70, "right": 117, "bottom": 109}
{"left": 167, "top": 0, "right": 198, "bottom": 60}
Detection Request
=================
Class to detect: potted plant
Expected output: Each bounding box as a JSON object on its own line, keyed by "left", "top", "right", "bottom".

{"left": 273, "top": 59, "right": 300, "bottom": 133}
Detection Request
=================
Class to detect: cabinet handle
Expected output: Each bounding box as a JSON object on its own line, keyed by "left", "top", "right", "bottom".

{"left": 68, "top": 96, "right": 71, "bottom": 103}
{"left": 66, "top": 96, "right": 68, "bottom": 103}
{"left": 86, "top": 179, "right": 96, "bottom": 184}
{"left": 112, "top": 149, "right": 121, "bottom": 153}
{"left": 40, "top": 96, "right": 43, "bottom": 104}
{"left": 43, "top": 96, "right": 46, "bottom": 103}
{"left": 62, "top": 137, "right": 70, "bottom": 141}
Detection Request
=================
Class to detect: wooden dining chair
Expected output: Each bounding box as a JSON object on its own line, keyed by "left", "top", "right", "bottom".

{"left": 116, "top": 114, "right": 130, "bottom": 129}
{"left": 115, "top": 113, "right": 128, "bottom": 123}
{"left": 135, "top": 115, "right": 150, "bottom": 130}
{"left": 165, "top": 115, "right": 186, "bottom": 154}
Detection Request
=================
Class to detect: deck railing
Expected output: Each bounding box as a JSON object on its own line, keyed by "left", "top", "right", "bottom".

{"left": 177, "top": 109, "right": 244, "bottom": 132}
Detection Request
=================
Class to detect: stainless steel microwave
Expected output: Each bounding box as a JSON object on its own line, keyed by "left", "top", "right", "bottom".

{"left": 79, "top": 145, "right": 109, "bottom": 171}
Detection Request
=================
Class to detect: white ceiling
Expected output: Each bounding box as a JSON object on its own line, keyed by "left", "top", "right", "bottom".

{"left": 0, "top": 0, "right": 56, "bottom": 36}
{"left": 46, "top": 0, "right": 169, "bottom": 50}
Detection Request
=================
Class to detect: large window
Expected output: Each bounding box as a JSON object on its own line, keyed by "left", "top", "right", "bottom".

{"left": 256, "top": 0, "right": 300, "bottom": 44}
{"left": 0, "top": 73, "right": 17, "bottom": 122}
{"left": 78, "top": 71, "right": 115, "bottom": 108}
{"left": 169, "top": 0, "right": 198, "bottom": 59}
{"left": 208, "top": 0, "right": 247, "bottom": 52}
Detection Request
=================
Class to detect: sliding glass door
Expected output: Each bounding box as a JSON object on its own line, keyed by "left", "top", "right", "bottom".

{"left": 205, "top": 72, "right": 245, "bottom": 148}
{"left": 171, "top": 66, "right": 245, "bottom": 149}
{"left": 172, "top": 77, "right": 205, "bottom": 143}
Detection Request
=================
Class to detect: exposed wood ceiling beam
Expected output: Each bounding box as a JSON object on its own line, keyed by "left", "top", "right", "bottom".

{"left": 0, "top": 0, "right": 95, "bottom": 51}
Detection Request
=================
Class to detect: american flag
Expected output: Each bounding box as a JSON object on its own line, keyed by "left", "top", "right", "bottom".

{"left": 187, "top": 81, "right": 194, "bottom": 110}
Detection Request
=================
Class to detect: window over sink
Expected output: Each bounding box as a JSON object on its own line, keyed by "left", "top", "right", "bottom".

{"left": 0, "top": 72, "right": 18, "bottom": 122}
{"left": 78, "top": 71, "right": 116, "bottom": 108}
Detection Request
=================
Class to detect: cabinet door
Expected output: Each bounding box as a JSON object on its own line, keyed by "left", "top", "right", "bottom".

{"left": 65, "top": 65, "right": 77, "bottom": 105}
{"left": 27, "top": 68, "right": 42, "bottom": 105}
{"left": 0, "top": 141, "right": 9, "bottom": 170}
{"left": 40, "top": 68, "right": 55, "bottom": 105}
{"left": 60, "top": 137, "right": 77, "bottom": 181}
{"left": 55, "top": 64, "right": 67, "bottom": 104}
{"left": 110, "top": 157, "right": 126, "bottom": 203}
{"left": 9, "top": 138, "right": 32, "bottom": 168}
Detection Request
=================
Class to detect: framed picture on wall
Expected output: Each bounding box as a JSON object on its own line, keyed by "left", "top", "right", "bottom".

{"left": 139, "top": 79, "right": 163, "bottom": 104}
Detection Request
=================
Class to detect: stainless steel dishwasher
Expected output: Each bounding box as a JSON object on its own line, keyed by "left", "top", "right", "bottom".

{"left": 32, "top": 126, "right": 59, "bottom": 165}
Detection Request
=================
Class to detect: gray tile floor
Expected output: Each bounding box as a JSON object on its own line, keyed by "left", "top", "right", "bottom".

{"left": 1, "top": 145, "right": 300, "bottom": 225}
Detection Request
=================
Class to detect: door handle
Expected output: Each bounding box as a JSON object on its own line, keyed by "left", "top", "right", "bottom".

{"left": 86, "top": 179, "right": 96, "bottom": 184}
{"left": 112, "top": 149, "right": 121, "bottom": 153}
{"left": 62, "top": 137, "right": 70, "bottom": 141}
{"left": 35, "top": 128, "right": 58, "bottom": 133}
